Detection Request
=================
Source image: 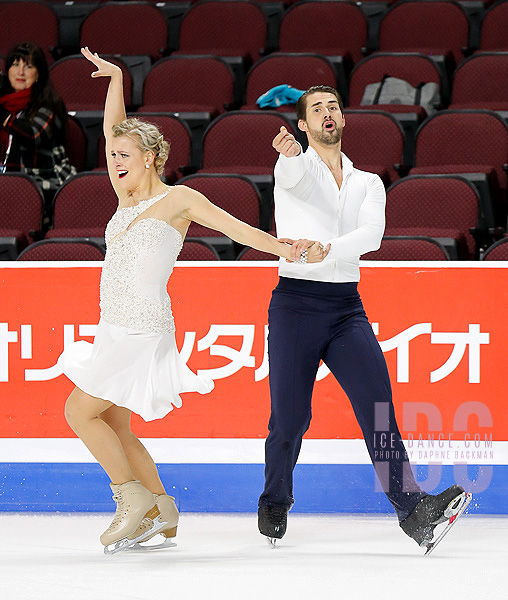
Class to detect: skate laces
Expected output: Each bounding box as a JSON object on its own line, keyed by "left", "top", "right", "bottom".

{"left": 107, "top": 490, "right": 128, "bottom": 531}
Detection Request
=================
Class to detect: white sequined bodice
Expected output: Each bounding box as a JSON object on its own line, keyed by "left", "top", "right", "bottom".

{"left": 100, "top": 190, "right": 183, "bottom": 334}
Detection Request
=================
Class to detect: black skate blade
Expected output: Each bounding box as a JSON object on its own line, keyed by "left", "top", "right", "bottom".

{"left": 424, "top": 492, "right": 472, "bottom": 556}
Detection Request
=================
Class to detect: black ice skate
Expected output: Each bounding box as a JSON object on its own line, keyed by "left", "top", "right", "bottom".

{"left": 258, "top": 505, "right": 288, "bottom": 547}
{"left": 400, "top": 484, "right": 472, "bottom": 555}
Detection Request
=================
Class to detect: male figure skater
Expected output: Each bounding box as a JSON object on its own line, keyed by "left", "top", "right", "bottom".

{"left": 258, "top": 86, "right": 471, "bottom": 553}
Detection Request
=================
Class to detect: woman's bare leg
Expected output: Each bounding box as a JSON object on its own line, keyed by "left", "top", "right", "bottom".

{"left": 100, "top": 405, "right": 166, "bottom": 495}
{"left": 64, "top": 387, "right": 135, "bottom": 484}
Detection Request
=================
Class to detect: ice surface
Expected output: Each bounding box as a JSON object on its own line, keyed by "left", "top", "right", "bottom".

{"left": 1, "top": 513, "right": 505, "bottom": 600}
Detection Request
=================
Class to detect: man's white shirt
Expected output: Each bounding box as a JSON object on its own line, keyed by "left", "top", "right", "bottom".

{"left": 274, "top": 146, "right": 386, "bottom": 283}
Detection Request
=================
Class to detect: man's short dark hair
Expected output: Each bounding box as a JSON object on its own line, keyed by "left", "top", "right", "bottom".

{"left": 296, "top": 86, "right": 344, "bottom": 122}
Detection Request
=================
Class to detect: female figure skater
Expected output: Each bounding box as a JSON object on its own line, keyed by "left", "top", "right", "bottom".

{"left": 58, "top": 48, "right": 329, "bottom": 554}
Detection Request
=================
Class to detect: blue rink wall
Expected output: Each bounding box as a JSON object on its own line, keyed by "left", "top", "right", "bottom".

{"left": 0, "top": 463, "right": 506, "bottom": 514}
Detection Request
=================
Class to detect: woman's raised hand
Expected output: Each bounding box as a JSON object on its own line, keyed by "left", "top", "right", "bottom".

{"left": 81, "top": 47, "right": 122, "bottom": 79}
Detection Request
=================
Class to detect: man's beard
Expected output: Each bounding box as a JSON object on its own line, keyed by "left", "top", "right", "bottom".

{"left": 308, "top": 123, "right": 342, "bottom": 146}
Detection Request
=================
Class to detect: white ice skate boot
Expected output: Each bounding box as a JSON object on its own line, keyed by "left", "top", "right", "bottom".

{"left": 129, "top": 494, "right": 179, "bottom": 551}
{"left": 100, "top": 480, "right": 164, "bottom": 555}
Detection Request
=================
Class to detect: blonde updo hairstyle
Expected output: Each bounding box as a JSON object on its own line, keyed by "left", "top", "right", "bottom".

{"left": 112, "top": 117, "right": 170, "bottom": 176}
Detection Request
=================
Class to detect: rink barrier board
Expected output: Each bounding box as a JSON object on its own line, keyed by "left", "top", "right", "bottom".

{"left": 1, "top": 262, "right": 507, "bottom": 513}
{"left": 0, "top": 463, "right": 505, "bottom": 514}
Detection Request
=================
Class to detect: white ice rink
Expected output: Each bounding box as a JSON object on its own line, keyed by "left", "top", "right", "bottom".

{"left": 1, "top": 512, "right": 505, "bottom": 600}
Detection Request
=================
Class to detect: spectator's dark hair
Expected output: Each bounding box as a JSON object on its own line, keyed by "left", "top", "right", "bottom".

{"left": 2, "top": 42, "right": 67, "bottom": 126}
{"left": 296, "top": 86, "right": 344, "bottom": 122}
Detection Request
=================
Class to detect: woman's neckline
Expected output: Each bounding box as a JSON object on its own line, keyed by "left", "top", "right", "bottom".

{"left": 121, "top": 187, "right": 171, "bottom": 209}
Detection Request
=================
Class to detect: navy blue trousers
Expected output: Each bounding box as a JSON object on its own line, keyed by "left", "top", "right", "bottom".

{"left": 259, "top": 277, "right": 426, "bottom": 522}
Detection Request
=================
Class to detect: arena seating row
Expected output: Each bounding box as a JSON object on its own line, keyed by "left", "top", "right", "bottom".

{"left": 45, "top": 50, "right": 508, "bottom": 112}
{"left": 1, "top": 170, "right": 507, "bottom": 261}
{"left": 10, "top": 235, "right": 508, "bottom": 261}
{"left": 1, "top": 0, "right": 508, "bottom": 69}
{"left": 61, "top": 108, "right": 508, "bottom": 230}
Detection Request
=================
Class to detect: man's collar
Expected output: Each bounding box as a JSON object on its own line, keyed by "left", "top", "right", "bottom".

{"left": 306, "top": 146, "right": 354, "bottom": 175}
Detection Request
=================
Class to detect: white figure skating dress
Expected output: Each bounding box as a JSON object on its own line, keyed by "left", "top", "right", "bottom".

{"left": 58, "top": 190, "right": 214, "bottom": 421}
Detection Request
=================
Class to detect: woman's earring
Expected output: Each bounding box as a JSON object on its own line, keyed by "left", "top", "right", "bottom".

{"left": 145, "top": 164, "right": 150, "bottom": 169}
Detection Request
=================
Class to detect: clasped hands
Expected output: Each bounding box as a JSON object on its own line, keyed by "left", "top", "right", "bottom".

{"left": 279, "top": 238, "right": 331, "bottom": 263}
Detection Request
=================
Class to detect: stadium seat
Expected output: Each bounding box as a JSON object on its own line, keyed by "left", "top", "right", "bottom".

{"left": 199, "top": 111, "right": 295, "bottom": 175}
{"left": 362, "top": 236, "right": 451, "bottom": 260}
{"left": 80, "top": 2, "right": 168, "bottom": 62}
{"left": 378, "top": 1, "right": 470, "bottom": 66}
{"left": 409, "top": 109, "right": 508, "bottom": 227}
{"left": 449, "top": 52, "right": 508, "bottom": 111}
{"left": 178, "top": 239, "right": 221, "bottom": 261}
{"left": 342, "top": 110, "right": 405, "bottom": 185}
{"left": 178, "top": 173, "right": 263, "bottom": 258}
{"left": 278, "top": 1, "right": 368, "bottom": 65}
{"left": 46, "top": 172, "right": 117, "bottom": 241}
{"left": 0, "top": 174, "right": 44, "bottom": 259}
{"left": 175, "top": 1, "right": 267, "bottom": 64}
{"left": 480, "top": 0, "right": 508, "bottom": 51}
{"left": 0, "top": 1, "right": 59, "bottom": 64}
{"left": 50, "top": 55, "right": 132, "bottom": 111}
{"left": 177, "top": 174, "right": 261, "bottom": 237}
{"left": 17, "top": 238, "right": 106, "bottom": 261}
{"left": 242, "top": 54, "right": 337, "bottom": 111}
{"left": 482, "top": 237, "right": 508, "bottom": 260}
{"left": 140, "top": 56, "right": 235, "bottom": 116}
{"left": 348, "top": 52, "right": 446, "bottom": 117}
{"left": 385, "top": 175, "right": 482, "bottom": 259}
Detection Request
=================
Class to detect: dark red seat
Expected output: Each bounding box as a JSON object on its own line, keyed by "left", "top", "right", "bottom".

{"left": 385, "top": 175, "right": 481, "bottom": 259}
{"left": 178, "top": 239, "right": 220, "bottom": 261}
{"left": 409, "top": 109, "right": 508, "bottom": 226}
{"left": 0, "top": 174, "right": 44, "bottom": 258}
{"left": 50, "top": 55, "right": 132, "bottom": 111}
{"left": 480, "top": 0, "right": 508, "bottom": 51}
{"left": 242, "top": 54, "right": 337, "bottom": 111}
{"left": 140, "top": 56, "right": 234, "bottom": 116}
{"left": 449, "top": 52, "right": 508, "bottom": 111}
{"left": 46, "top": 172, "right": 117, "bottom": 240}
{"left": 278, "top": 1, "right": 368, "bottom": 65}
{"left": 175, "top": 1, "right": 267, "bottom": 64}
{"left": 482, "top": 237, "right": 508, "bottom": 260}
{"left": 378, "top": 1, "right": 469, "bottom": 66}
{"left": 97, "top": 114, "right": 191, "bottom": 183}
{"left": 0, "top": 1, "right": 58, "bottom": 64}
{"left": 80, "top": 2, "right": 168, "bottom": 62}
{"left": 343, "top": 110, "right": 405, "bottom": 185}
{"left": 177, "top": 174, "right": 261, "bottom": 237}
{"left": 199, "top": 111, "right": 295, "bottom": 175}
{"left": 17, "top": 238, "right": 106, "bottom": 261}
{"left": 362, "top": 236, "right": 450, "bottom": 260}
{"left": 348, "top": 52, "right": 444, "bottom": 118}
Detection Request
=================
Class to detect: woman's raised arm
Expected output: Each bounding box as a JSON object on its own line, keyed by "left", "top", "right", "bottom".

{"left": 81, "top": 47, "right": 127, "bottom": 199}
{"left": 81, "top": 47, "right": 125, "bottom": 139}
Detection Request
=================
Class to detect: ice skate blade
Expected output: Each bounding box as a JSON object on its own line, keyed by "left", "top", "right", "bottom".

{"left": 103, "top": 515, "right": 169, "bottom": 556}
{"left": 423, "top": 492, "right": 472, "bottom": 556}
{"left": 266, "top": 537, "right": 280, "bottom": 548}
{"left": 127, "top": 537, "right": 177, "bottom": 552}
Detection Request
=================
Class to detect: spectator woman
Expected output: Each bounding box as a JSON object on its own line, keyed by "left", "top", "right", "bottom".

{"left": 0, "top": 42, "right": 76, "bottom": 220}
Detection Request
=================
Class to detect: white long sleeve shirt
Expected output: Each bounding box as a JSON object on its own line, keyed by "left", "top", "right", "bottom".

{"left": 274, "top": 147, "right": 386, "bottom": 283}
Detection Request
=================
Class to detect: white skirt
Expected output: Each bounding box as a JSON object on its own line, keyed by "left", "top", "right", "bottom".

{"left": 57, "top": 318, "right": 214, "bottom": 421}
